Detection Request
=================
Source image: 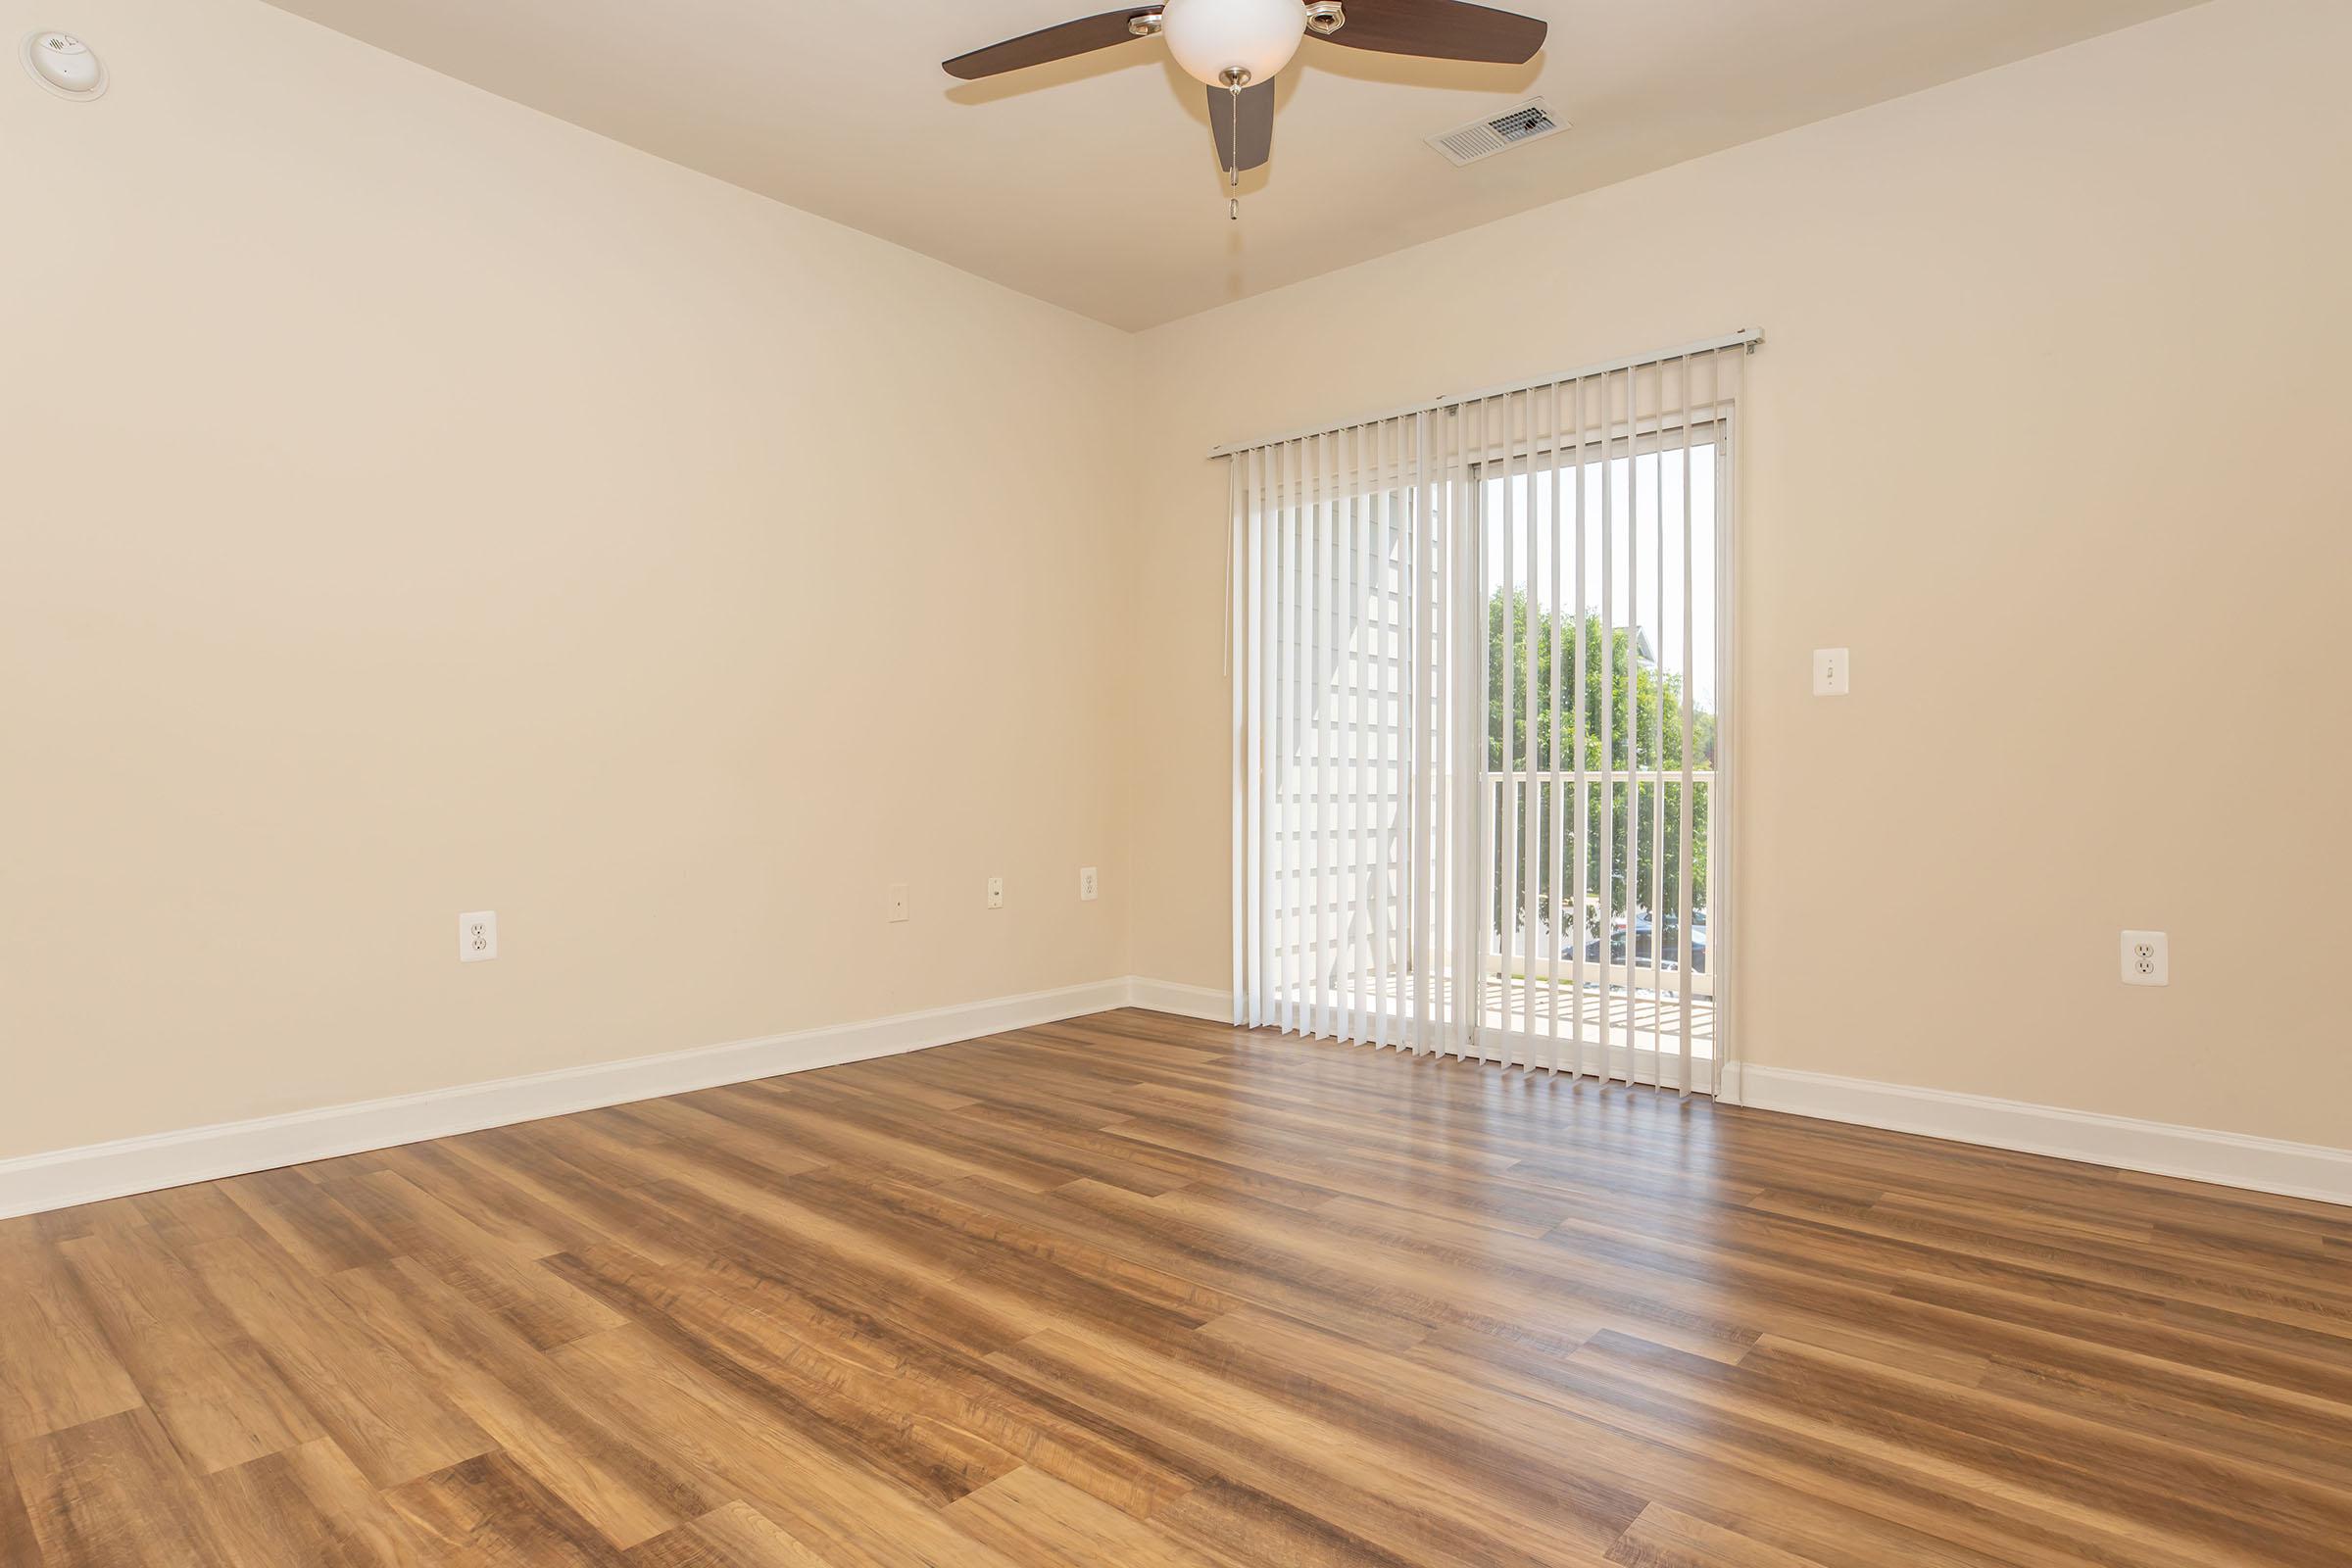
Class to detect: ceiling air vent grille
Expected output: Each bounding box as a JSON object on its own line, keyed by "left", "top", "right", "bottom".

{"left": 1427, "top": 99, "right": 1567, "bottom": 167}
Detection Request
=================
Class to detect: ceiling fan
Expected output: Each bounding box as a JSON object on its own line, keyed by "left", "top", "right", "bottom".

{"left": 944, "top": 0, "right": 1547, "bottom": 216}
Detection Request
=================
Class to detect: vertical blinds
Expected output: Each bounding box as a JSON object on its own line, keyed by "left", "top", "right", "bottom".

{"left": 1227, "top": 332, "right": 1751, "bottom": 1093}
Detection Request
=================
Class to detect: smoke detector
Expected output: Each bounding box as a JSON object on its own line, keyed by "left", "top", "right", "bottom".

{"left": 1427, "top": 98, "right": 1564, "bottom": 167}
{"left": 22, "top": 30, "right": 106, "bottom": 100}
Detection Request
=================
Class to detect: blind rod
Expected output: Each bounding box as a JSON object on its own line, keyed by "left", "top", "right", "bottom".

{"left": 1205, "top": 328, "right": 1763, "bottom": 460}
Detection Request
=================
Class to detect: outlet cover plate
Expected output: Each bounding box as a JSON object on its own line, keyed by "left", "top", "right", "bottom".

{"left": 2121, "top": 930, "right": 2168, "bottom": 986}
{"left": 459, "top": 910, "right": 498, "bottom": 962}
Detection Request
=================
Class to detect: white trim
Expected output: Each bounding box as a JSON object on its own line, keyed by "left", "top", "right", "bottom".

{"left": 1124, "top": 976, "right": 1236, "bottom": 1021}
{"left": 1721, "top": 1063, "right": 2352, "bottom": 1208}
{"left": 0, "top": 979, "right": 1133, "bottom": 1221}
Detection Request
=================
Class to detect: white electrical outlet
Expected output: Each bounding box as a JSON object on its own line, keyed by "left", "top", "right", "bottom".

{"left": 1079, "top": 866, "right": 1099, "bottom": 902}
{"left": 1813, "top": 648, "right": 1850, "bottom": 697}
{"left": 2121, "top": 930, "right": 2168, "bottom": 986}
{"left": 986, "top": 875, "right": 1005, "bottom": 910}
{"left": 459, "top": 910, "right": 498, "bottom": 962}
{"left": 887, "top": 883, "right": 909, "bottom": 923}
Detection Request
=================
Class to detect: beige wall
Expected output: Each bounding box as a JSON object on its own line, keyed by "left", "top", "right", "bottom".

{"left": 1125, "top": 0, "right": 2352, "bottom": 1149}
{"left": 0, "top": 0, "right": 1135, "bottom": 1157}
{"left": 7, "top": 0, "right": 2346, "bottom": 1166}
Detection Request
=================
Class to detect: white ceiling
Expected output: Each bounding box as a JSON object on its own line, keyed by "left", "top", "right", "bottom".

{"left": 264, "top": 0, "right": 2205, "bottom": 330}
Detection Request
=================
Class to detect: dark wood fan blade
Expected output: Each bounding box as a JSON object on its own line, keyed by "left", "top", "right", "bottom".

{"left": 1313, "top": 0, "right": 1546, "bottom": 65}
{"left": 943, "top": 8, "right": 1161, "bottom": 79}
{"left": 1207, "top": 80, "right": 1275, "bottom": 174}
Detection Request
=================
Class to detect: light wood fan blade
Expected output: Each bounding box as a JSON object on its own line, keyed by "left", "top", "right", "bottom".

{"left": 1312, "top": 0, "right": 1546, "bottom": 65}
{"left": 943, "top": 8, "right": 1162, "bottom": 80}
{"left": 1207, "top": 80, "right": 1275, "bottom": 174}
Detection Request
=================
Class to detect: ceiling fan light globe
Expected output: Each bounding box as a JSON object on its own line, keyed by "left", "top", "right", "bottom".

{"left": 1160, "top": 0, "right": 1305, "bottom": 88}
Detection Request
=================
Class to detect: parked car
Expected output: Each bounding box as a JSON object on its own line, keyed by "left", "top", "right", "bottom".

{"left": 1567, "top": 909, "right": 1707, "bottom": 972}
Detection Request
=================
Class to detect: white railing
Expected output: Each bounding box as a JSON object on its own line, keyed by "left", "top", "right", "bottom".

{"left": 1478, "top": 768, "right": 1715, "bottom": 999}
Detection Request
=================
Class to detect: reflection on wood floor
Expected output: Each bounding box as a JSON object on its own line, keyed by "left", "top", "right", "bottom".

{"left": 1321, "top": 970, "right": 1716, "bottom": 1060}
{"left": 1478, "top": 972, "right": 1714, "bottom": 1048}
{"left": 2, "top": 1007, "right": 2346, "bottom": 1566}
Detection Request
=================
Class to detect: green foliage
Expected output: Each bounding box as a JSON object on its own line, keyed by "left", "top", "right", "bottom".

{"left": 1485, "top": 589, "right": 1714, "bottom": 944}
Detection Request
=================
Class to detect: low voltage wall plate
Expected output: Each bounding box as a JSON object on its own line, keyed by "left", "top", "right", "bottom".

{"left": 23, "top": 30, "right": 107, "bottom": 100}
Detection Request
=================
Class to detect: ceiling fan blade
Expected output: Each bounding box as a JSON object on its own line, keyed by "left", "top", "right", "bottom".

{"left": 1207, "top": 80, "right": 1275, "bottom": 175}
{"left": 942, "top": 8, "right": 1160, "bottom": 80}
{"left": 1313, "top": 0, "right": 1546, "bottom": 65}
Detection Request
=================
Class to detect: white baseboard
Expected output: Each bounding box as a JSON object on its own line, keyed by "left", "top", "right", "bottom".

{"left": 1123, "top": 976, "right": 1234, "bottom": 1021}
{"left": 1721, "top": 1062, "right": 2352, "bottom": 1207}
{"left": 18, "top": 977, "right": 2341, "bottom": 1220}
{"left": 0, "top": 978, "right": 1136, "bottom": 1221}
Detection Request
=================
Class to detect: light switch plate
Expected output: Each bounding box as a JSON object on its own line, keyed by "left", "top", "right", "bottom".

{"left": 1813, "top": 648, "right": 1850, "bottom": 697}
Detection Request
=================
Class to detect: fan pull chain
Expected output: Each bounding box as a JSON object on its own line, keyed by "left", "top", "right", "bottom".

{"left": 1231, "top": 84, "right": 1242, "bottom": 190}
{"left": 1224, "top": 68, "right": 1248, "bottom": 221}
{"left": 1230, "top": 81, "right": 1242, "bottom": 220}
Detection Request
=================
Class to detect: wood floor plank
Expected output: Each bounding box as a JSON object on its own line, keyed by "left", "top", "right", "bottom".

{"left": 217, "top": 1167, "right": 400, "bottom": 1276}
{"left": 439, "top": 1126, "right": 700, "bottom": 1270}
{"left": 131, "top": 1181, "right": 281, "bottom": 1253}
{"left": 1565, "top": 1329, "right": 2308, "bottom": 1568}
{"left": 538, "top": 1325, "right": 1035, "bottom": 1568}
{"left": 318, "top": 1171, "right": 627, "bottom": 1351}
{"left": 361, "top": 1142, "right": 599, "bottom": 1260}
{"left": 2, "top": 1008, "right": 2345, "bottom": 1567}
{"left": 943, "top": 1467, "right": 1231, "bottom": 1568}
{"left": 58, "top": 1227, "right": 323, "bottom": 1474}
{"left": 623, "top": 1502, "right": 830, "bottom": 1568}
{"left": 383, "top": 1452, "right": 630, "bottom": 1567}
{"left": 546, "top": 1240, "right": 1193, "bottom": 1517}
{"left": 328, "top": 1257, "right": 710, "bottom": 1548}
{"left": 1605, "top": 1504, "right": 1833, "bottom": 1568}
{"left": 0, "top": 1232, "right": 145, "bottom": 1446}
{"left": 203, "top": 1438, "right": 439, "bottom": 1568}
{"left": 0, "top": 1436, "right": 47, "bottom": 1568}
{"left": 12, "top": 1407, "right": 241, "bottom": 1568}
{"left": 989, "top": 1322, "right": 1640, "bottom": 1568}
{"left": 1725, "top": 1335, "right": 2352, "bottom": 1557}
{"left": 1535, "top": 1196, "right": 2352, "bottom": 1445}
{"left": 539, "top": 1251, "right": 1027, "bottom": 1512}
{"left": 186, "top": 1236, "right": 495, "bottom": 1490}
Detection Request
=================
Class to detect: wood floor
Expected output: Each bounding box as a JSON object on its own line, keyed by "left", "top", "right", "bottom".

{"left": 3, "top": 1009, "right": 2348, "bottom": 1567}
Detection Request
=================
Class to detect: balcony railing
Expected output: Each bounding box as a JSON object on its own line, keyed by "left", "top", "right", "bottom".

{"left": 1479, "top": 768, "right": 1714, "bottom": 1055}
{"left": 1250, "top": 766, "right": 1715, "bottom": 1074}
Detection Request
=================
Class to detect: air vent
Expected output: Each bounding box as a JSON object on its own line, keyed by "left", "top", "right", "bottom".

{"left": 1426, "top": 99, "right": 1567, "bottom": 167}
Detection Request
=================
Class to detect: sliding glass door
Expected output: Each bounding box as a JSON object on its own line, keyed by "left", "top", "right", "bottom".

{"left": 1230, "top": 338, "right": 1744, "bottom": 1091}
{"left": 1472, "top": 417, "right": 1724, "bottom": 1086}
